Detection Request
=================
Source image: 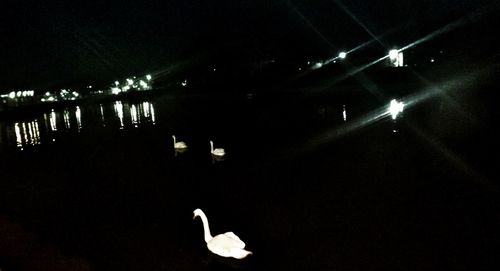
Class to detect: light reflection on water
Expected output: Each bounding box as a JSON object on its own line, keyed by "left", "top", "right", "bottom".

{"left": 0, "top": 100, "right": 156, "bottom": 149}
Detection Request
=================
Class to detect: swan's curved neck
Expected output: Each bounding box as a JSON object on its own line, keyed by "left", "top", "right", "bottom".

{"left": 197, "top": 212, "right": 213, "bottom": 242}
{"left": 210, "top": 141, "right": 214, "bottom": 153}
{"left": 172, "top": 136, "right": 176, "bottom": 144}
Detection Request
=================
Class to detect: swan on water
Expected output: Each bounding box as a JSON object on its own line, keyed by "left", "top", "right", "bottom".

{"left": 193, "top": 208, "right": 253, "bottom": 259}
{"left": 172, "top": 135, "right": 188, "bottom": 149}
{"left": 210, "top": 140, "right": 225, "bottom": 157}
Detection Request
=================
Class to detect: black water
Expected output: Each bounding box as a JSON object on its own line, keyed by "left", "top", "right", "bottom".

{"left": 0, "top": 87, "right": 499, "bottom": 270}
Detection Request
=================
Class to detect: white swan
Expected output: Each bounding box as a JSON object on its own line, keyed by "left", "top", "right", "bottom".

{"left": 193, "top": 208, "right": 253, "bottom": 259}
{"left": 172, "top": 135, "right": 188, "bottom": 149}
{"left": 210, "top": 140, "right": 225, "bottom": 157}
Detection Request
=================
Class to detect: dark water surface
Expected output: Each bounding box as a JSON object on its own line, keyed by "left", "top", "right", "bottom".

{"left": 1, "top": 88, "right": 499, "bottom": 270}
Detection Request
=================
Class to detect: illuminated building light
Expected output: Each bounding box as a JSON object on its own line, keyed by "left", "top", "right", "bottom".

{"left": 388, "top": 99, "right": 405, "bottom": 120}
{"left": 126, "top": 78, "right": 134, "bottom": 85}
{"left": 388, "top": 49, "right": 403, "bottom": 67}
{"left": 181, "top": 80, "right": 187, "bottom": 87}
{"left": 111, "top": 87, "right": 121, "bottom": 95}
{"left": 9, "top": 91, "right": 16, "bottom": 99}
{"left": 146, "top": 74, "right": 152, "bottom": 81}
{"left": 16, "top": 91, "right": 22, "bottom": 97}
{"left": 115, "top": 81, "right": 120, "bottom": 86}
{"left": 339, "top": 52, "right": 347, "bottom": 59}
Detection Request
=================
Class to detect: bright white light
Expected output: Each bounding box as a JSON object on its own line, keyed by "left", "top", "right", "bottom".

{"left": 122, "top": 85, "right": 130, "bottom": 92}
{"left": 115, "top": 81, "right": 120, "bottom": 86}
{"left": 388, "top": 99, "right": 405, "bottom": 120}
{"left": 16, "top": 91, "right": 22, "bottom": 97}
{"left": 73, "top": 92, "right": 79, "bottom": 97}
{"left": 398, "top": 53, "right": 404, "bottom": 66}
{"left": 146, "top": 74, "right": 152, "bottom": 80}
{"left": 342, "top": 105, "right": 347, "bottom": 121}
{"left": 9, "top": 91, "right": 16, "bottom": 99}
{"left": 88, "top": 85, "right": 92, "bottom": 89}
{"left": 126, "top": 78, "right": 134, "bottom": 85}
{"left": 47, "top": 97, "right": 55, "bottom": 102}
{"left": 388, "top": 49, "right": 404, "bottom": 67}
{"left": 139, "top": 80, "right": 148, "bottom": 88}
{"left": 111, "top": 87, "right": 121, "bottom": 95}
{"left": 339, "top": 52, "right": 347, "bottom": 59}
{"left": 181, "top": 80, "right": 187, "bottom": 87}
{"left": 45, "top": 92, "right": 51, "bottom": 96}
{"left": 389, "top": 49, "right": 399, "bottom": 60}
{"left": 430, "top": 58, "right": 435, "bottom": 63}
{"left": 313, "top": 62, "right": 323, "bottom": 69}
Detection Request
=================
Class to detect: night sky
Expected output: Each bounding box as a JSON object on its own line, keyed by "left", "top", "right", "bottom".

{"left": 1, "top": 0, "right": 498, "bottom": 89}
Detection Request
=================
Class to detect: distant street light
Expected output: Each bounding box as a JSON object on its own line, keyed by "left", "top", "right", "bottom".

{"left": 338, "top": 52, "right": 347, "bottom": 59}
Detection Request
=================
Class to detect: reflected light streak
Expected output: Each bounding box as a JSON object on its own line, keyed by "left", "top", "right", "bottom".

{"left": 114, "top": 101, "right": 124, "bottom": 129}
{"left": 14, "top": 123, "right": 22, "bottom": 148}
{"left": 100, "top": 104, "right": 105, "bottom": 125}
{"left": 342, "top": 105, "right": 347, "bottom": 122}
{"left": 287, "top": 1, "right": 334, "bottom": 48}
{"left": 334, "top": 0, "right": 386, "bottom": 48}
{"left": 150, "top": 104, "right": 156, "bottom": 125}
{"left": 307, "top": 106, "right": 389, "bottom": 149}
{"left": 143, "top": 102, "right": 151, "bottom": 118}
{"left": 13, "top": 120, "right": 42, "bottom": 149}
{"left": 131, "top": 104, "right": 139, "bottom": 126}
{"left": 64, "top": 110, "right": 71, "bottom": 129}
{"left": 76, "top": 106, "right": 82, "bottom": 131}
{"left": 50, "top": 110, "right": 57, "bottom": 131}
{"left": 22, "top": 123, "right": 29, "bottom": 145}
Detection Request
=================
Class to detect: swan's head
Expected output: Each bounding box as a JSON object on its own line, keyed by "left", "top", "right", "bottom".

{"left": 193, "top": 208, "right": 204, "bottom": 220}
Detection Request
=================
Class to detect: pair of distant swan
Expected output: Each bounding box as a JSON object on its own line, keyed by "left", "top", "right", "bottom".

{"left": 193, "top": 208, "right": 252, "bottom": 259}
{"left": 172, "top": 135, "right": 225, "bottom": 157}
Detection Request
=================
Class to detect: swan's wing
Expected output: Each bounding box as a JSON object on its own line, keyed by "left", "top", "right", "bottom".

{"left": 223, "top": 232, "right": 246, "bottom": 248}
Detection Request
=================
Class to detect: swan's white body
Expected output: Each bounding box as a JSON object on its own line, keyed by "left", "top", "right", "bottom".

{"left": 193, "top": 209, "right": 252, "bottom": 259}
{"left": 172, "top": 135, "right": 187, "bottom": 149}
{"left": 210, "top": 141, "right": 225, "bottom": 157}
